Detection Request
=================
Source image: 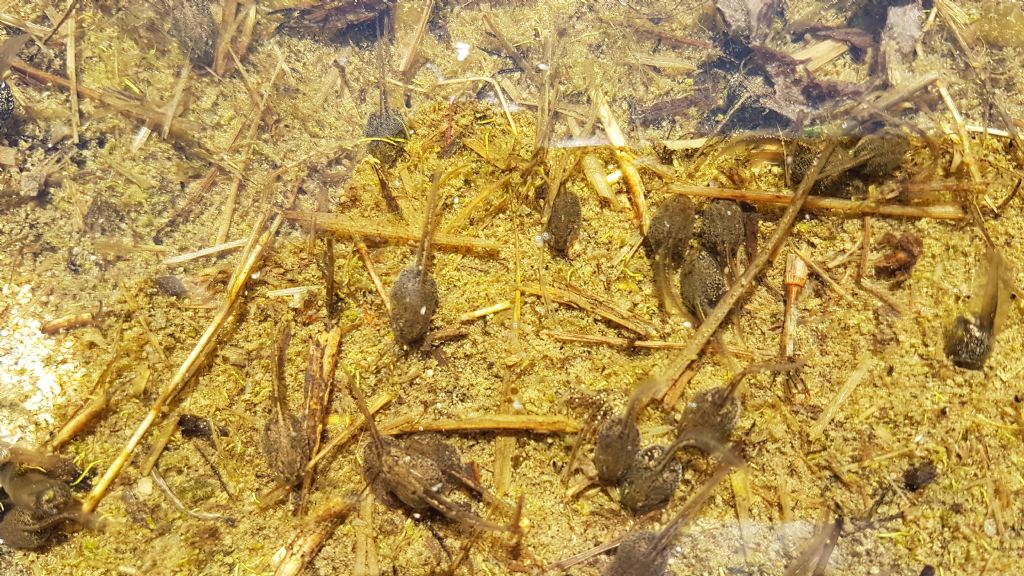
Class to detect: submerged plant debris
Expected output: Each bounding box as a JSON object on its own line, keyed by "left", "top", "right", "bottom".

{"left": 1, "top": 1, "right": 1024, "bottom": 575}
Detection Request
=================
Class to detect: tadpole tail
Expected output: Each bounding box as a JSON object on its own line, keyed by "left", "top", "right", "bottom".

{"left": 652, "top": 445, "right": 742, "bottom": 555}
{"left": 977, "top": 247, "right": 1007, "bottom": 332}
{"left": 349, "top": 379, "right": 385, "bottom": 450}
{"left": 271, "top": 322, "right": 293, "bottom": 419}
{"left": 653, "top": 258, "right": 691, "bottom": 323}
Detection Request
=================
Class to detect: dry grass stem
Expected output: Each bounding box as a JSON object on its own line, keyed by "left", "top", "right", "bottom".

{"left": 284, "top": 210, "right": 502, "bottom": 255}
{"left": 10, "top": 58, "right": 203, "bottom": 139}
{"left": 64, "top": 9, "right": 79, "bottom": 144}
{"left": 385, "top": 413, "right": 581, "bottom": 435}
{"left": 355, "top": 240, "right": 391, "bottom": 313}
{"left": 306, "top": 392, "right": 393, "bottom": 471}
{"left": 808, "top": 354, "right": 874, "bottom": 440}
{"left": 670, "top": 184, "right": 965, "bottom": 220}
{"left": 520, "top": 281, "right": 657, "bottom": 338}
{"left": 596, "top": 91, "right": 649, "bottom": 233}
{"left": 161, "top": 238, "right": 247, "bottom": 265}
{"left": 459, "top": 301, "right": 511, "bottom": 322}
{"left": 789, "top": 245, "right": 855, "bottom": 304}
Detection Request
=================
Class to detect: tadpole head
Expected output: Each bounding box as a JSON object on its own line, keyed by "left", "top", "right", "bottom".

{"left": 545, "top": 186, "right": 582, "bottom": 257}
{"left": 944, "top": 314, "right": 993, "bottom": 370}
{"left": 645, "top": 195, "right": 695, "bottom": 268}
{"left": 389, "top": 267, "right": 439, "bottom": 345}
{"left": 604, "top": 530, "right": 667, "bottom": 576}
{"left": 698, "top": 200, "right": 743, "bottom": 266}
{"left": 594, "top": 416, "right": 640, "bottom": 485}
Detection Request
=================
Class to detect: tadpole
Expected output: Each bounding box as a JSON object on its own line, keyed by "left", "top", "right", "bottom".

{"left": 605, "top": 452, "right": 741, "bottom": 576}
{"left": 594, "top": 378, "right": 661, "bottom": 486}
{"left": 645, "top": 196, "right": 695, "bottom": 317}
{"left": 163, "top": 0, "right": 217, "bottom": 67}
{"left": 679, "top": 244, "right": 726, "bottom": 321}
{"left": 698, "top": 200, "right": 744, "bottom": 270}
{"left": 945, "top": 247, "right": 1016, "bottom": 370}
{"left": 390, "top": 173, "right": 445, "bottom": 345}
{"left": 261, "top": 323, "right": 311, "bottom": 487}
{"left": 353, "top": 384, "right": 509, "bottom": 531}
{"left": 544, "top": 183, "right": 582, "bottom": 257}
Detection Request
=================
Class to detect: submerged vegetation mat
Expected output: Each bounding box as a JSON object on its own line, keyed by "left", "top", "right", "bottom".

{"left": 1, "top": 0, "right": 1023, "bottom": 574}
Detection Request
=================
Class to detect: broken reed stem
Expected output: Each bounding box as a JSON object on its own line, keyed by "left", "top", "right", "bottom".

{"left": 520, "top": 282, "right": 657, "bottom": 338}
{"left": 306, "top": 392, "right": 393, "bottom": 471}
{"left": 216, "top": 63, "right": 281, "bottom": 244}
{"left": 273, "top": 496, "right": 359, "bottom": 576}
{"left": 658, "top": 141, "right": 839, "bottom": 405}
{"left": 9, "top": 58, "right": 202, "bottom": 139}
{"left": 459, "top": 300, "right": 511, "bottom": 322}
{"left": 82, "top": 213, "right": 281, "bottom": 514}
{"left": 355, "top": 240, "right": 391, "bottom": 313}
{"left": 670, "top": 184, "right": 965, "bottom": 220}
{"left": 160, "top": 238, "right": 246, "bottom": 265}
{"left": 64, "top": 9, "right": 79, "bottom": 144}
{"left": 397, "top": 0, "right": 435, "bottom": 76}
{"left": 595, "top": 91, "right": 649, "bottom": 234}
{"left": 385, "top": 414, "right": 581, "bottom": 435}
{"left": 283, "top": 210, "right": 502, "bottom": 255}
{"left": 789, "top": 245, "right": 855, "bottom": 305}
{"left": 808, "top": 354, "right": 874, "bottom": 440}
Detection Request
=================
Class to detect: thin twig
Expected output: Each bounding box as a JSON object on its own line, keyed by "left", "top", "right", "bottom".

{"left": 670, "top": 184, "right": 965, "bottom": 220}
{"left": 284, "top": 210, "right": 502, "bottom": 255}
{"left": 384, "top": 414, "right": 581, "bottom": 435}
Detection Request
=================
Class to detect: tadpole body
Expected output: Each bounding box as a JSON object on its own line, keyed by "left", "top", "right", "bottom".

{"left": 594, "top": 378, "right": 660, "bottom": 485}
{"left": 945, "top": 248, "right": 1014, "bottom": 370}
{"left": 604, "top": 449, "right": 741, "bottom": 576}
{"left": 165, "top": 0, "right": 217, "bottom": 67}
{"left": 390, "top": 175, "right": 445, "bottom": 345}
{"left": 679, "top": 245, "right": 726, "bottom": 321}
{"left": 354, "top": 385, "right": 508, "bottom": 531}
{"left": 698, "top": 200, "right": 744, "bottom": 268}
{"left": 852, "top": 128, "right": 909, "bottom": 178}
{"left": 619, "top": 445, "right": 683, "bottom": 516}
{"left": 0, "top": 82, "right": 13, "bottom": 125}
{"left": 545, "top": 184, "right": 582, "bottom": 257}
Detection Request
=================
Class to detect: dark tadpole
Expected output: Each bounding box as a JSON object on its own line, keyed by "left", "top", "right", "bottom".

{"left": 544, "top": 184, "right": 582, "bottom": 257}
{"left": 698, "top": 199, "right": 744, "bottom": 269}
{"left": 165, "top": 0, "right": 217, "bottom": 67}
{"left": 645, "top": 196, "right": 695, "bottom": 317}
{"left": 679, "top": 244, "right": 726, "bottom": 321}
{"left": 604, "top": 448, "right": 741, "bottom": 576}
{"left": 945, "top": 248, "right": 1015, "bottom": 370}
{"left": 390, "top": 173, "right": 445, "bottom": 345}
{"left": 594, "top": 378, "right": 660, "bottom": 486}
